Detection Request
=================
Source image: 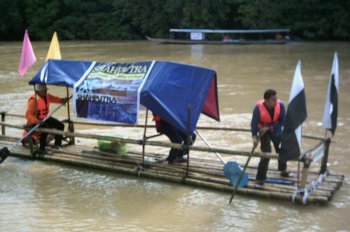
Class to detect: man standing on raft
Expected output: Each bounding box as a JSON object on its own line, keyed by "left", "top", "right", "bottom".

{"left": 251, "top": 89, "right": 291, "bottom": 186}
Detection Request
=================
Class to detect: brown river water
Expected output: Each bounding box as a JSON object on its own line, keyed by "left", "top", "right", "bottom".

{"left": 0, "top": 41, "right": 350, "bottom": 231}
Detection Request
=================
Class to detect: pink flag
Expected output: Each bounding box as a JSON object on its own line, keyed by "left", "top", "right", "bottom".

{"left": 18, "top": 30, "right": 37, "bottom": 76}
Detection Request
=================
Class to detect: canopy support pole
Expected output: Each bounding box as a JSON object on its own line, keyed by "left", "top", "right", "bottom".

{"left": 300, "top": 158, "right": 311, "bottom": 189}
{"left": 185, "top": 104, "right": 191, "bottom": 178}
{"left": 141, "top": 109, "right": 149, "bottom": 167}
{"left": 0, "top": 111, "right": 6, "bottom": 135}
{"left": 320, "top": 137, "right": 331, "bottom": 174}
{"left": 66, "top": 87, "right": 75, "bottom": 145}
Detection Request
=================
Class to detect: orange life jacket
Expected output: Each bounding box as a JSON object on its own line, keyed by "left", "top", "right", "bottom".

{"left": 29, "top": 94, "right": 50, "bottom": 120}
{"left": 257, "top": 99, "right": 281, "bottom": 129}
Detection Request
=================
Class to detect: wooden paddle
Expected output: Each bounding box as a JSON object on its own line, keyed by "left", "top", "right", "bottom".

{"left": 229, "top": 141, "right": 259, "bottom": 203}
{"left": 229, "top": 130, "right": 267, "bottom": 203}
{"left": 0, "top": 96, "right": 70, "bottom": 164}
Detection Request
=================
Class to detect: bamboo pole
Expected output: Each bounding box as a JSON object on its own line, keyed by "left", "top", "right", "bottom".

{"left": 320, "top": 138, "right": 331, "bottom": 174}
{"left": 0, "top": 111, "right": 6, "bottom": 135}
{"left": 141, "top": 109, "right": 149, "bottom": 167}
{"left": 31, "top": 127, "right": 280, "bottom": 159}
{"left": 52, "top": 149, "right": 138, "bottom": 166}
{"left": 0, "top": 122, "right": 25, "bottom": 130}
{"left": 0, "top": 135, "right": 20, "bottom": 142}
{"left": 65, "top": 87, "right": 75, "bottom": 145}
{"left": 0, "top": 113, "right": 326, "bottom": 141}
{"left": 2, "top": 113, "right": 23, "bottom": 118}
{"left": 185, "top": 104, "right": 191, "bottom": 178}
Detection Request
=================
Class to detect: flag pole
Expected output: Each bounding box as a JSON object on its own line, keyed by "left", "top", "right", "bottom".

{"left": 279, "top": 61, "right": 307, "bottom": 196}
{"left": 320, "top": 52, "right": 339, "bottom": 173}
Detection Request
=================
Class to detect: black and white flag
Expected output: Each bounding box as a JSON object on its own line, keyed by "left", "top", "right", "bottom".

{"left": 280, "top": 61, "right": 307, "bottom": 162}
{"left": 322, "top": 52, "right": 339, "bottom": 136}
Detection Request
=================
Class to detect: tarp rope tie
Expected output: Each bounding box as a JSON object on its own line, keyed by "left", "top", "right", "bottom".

{"left": 292, "top": 188, "right": 309, "bottom": 204}
{"left": 136, "top": 162, "right": 144, "bottom": 176}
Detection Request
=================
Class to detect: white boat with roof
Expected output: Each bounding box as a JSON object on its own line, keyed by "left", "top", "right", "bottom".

{"left": 146, "top": 28, "right": 290, "bottom": 45}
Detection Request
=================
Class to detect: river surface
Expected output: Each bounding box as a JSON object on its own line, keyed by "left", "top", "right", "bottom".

{"left": 0, "top": 41, "right": 350, "bottom": 231}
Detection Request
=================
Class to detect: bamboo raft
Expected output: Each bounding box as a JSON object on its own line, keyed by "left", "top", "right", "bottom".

{"left": 0, "top": 111, "right": 344, "bottom": 205}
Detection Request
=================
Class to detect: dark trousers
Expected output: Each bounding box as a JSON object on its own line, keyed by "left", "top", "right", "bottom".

{"left": 39, "top": 117, "right": 64, "bottom": 150}
{"left": 256, "top": 133, "right": 287, "bottom": 181}
{"left": 158, "top": 121, "right": 196, "bottom": 162}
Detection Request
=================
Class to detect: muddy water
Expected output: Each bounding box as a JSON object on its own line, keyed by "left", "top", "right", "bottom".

{"left": 0, "top": 41, "right": 349, "bottom": 231}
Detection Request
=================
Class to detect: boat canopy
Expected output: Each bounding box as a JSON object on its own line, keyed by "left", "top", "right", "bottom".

{"left": 29, "top": 60, "right": 92, "bottom": 87}
{"left": 165, "top": 28, "right": 290, "bottom": 43}
{"left": 29, "top": 60, "right": 220, "bottom": 134}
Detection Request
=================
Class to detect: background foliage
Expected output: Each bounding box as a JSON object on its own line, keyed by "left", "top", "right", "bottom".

{"left": 0, "top": 0, "right": 349, "bottom": 40}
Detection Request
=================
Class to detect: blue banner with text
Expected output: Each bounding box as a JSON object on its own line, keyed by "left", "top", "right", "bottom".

{"left": 73, "top": 61, "right": 153, "bottom": 124}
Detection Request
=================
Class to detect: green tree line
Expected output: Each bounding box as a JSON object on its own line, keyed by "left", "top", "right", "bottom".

{"left": 1, "top": 0, "right": 349, "bottom": 41}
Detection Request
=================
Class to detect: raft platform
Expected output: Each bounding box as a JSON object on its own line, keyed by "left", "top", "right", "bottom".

{"left": 0, "top": 112, "right": 344, "bottom": 205}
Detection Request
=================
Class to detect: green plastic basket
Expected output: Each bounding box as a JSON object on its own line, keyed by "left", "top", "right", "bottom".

{"left": 97, "top": 134, "right": 128, "bottom": 156}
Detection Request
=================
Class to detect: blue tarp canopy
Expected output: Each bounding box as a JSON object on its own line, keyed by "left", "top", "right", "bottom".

{"left": 29, "top": 60, "right": 92, "bottom": 87}
{"left": 29, "top": 60, "right": 220, "bottom": 134}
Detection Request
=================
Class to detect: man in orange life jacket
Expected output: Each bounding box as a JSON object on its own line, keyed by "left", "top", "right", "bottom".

{"left": 251, "top": 89, "right": 290, "bottom": 185}
{"left": 25, "top": 84, "right": 68, "bottom": 155}
{"left": 153, "top": 113, "right": 196, "bottom": 164}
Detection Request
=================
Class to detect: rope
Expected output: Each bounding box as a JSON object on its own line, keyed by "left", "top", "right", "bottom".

{"left": 292, "top": 171, "right": 328, "bottom": 204}
{"left": 136, "top": 162, "right": 145, "bottom": 176}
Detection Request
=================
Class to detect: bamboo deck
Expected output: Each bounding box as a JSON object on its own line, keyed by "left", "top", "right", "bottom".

{"left": 0, "top": 134, "right": 344, "bottom": 205}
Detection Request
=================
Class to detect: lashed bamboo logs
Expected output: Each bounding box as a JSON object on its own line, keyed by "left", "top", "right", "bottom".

{"left": 2, "top": 138, "right": 341, "bottom": 205}
{"left": 7, "top": 147, "right": 330, "bottom": 204}
{"left": 0, "top": 112, "right": 344, "bottom": 205}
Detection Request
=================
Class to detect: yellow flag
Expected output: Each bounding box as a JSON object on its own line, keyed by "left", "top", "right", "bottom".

{"left": 45, "top": 31, "right": 61, "bottom": 61}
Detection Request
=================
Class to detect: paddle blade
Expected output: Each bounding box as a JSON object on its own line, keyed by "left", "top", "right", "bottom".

{"left": 223, "top": 161, "right": 249, "bottom": 188}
